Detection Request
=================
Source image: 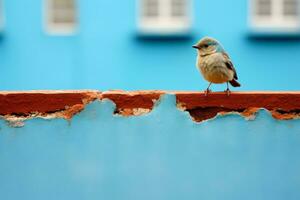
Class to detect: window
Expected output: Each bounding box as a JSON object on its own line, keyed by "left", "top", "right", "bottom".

{"left": 249, "top": 0, "right": 300, "bottom": 33}
{"left": 283, "top": 0, "right": 298, "bottom": 16}
{"left": 45, "top": 0, "right": 78, "bottom": 35}
{"left": 171, "top": 0, "right": 187, "bottom": 17}
{"left": 143, "top": 0, "right": 159, "bottom": 17}
{"left": 256, "top": 0, "right": 272, "bottom": 16}
{"left": 138, "top": 0, "right": 192, "bottom": 35}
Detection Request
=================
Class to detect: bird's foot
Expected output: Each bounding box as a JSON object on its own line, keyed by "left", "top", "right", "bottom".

{"left": 204, "top": 89, "right": 212, "bottom": 96}
{"left": 224, "top": 89, "right": 231, "bottom": 96}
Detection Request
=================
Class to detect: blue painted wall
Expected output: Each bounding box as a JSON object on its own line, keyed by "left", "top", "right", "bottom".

{"left": 0, "top": 0, "right": 299, "bottom": 91}
{"left": 1, "top": 95, "right": 300, "bottom": 200}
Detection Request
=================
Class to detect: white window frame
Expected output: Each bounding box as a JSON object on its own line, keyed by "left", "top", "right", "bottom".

{"left": 249, "top": 0, "right": 300, "bottom": 33}
{"left": 44, "top": 0, "right": 78, "bottom": 35}
{"left": 137, "top": 0, "right": 192, "bottom": 35}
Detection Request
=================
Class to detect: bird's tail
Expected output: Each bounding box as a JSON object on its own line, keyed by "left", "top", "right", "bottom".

{"left": 229, "top": 79, "right": 241, "bottom": 87}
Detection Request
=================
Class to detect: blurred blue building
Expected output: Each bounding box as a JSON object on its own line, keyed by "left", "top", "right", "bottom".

{"left": 0, "top": 0, "right": 300, "bottom": 91}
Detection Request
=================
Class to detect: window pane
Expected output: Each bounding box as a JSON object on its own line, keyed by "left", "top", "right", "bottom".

{"left": 256, "top": 0, "right": 272, "bottom": 16}
{"left": 283, "top": 0, "right": 298, "bottom": 16}
{"left": 53, "top": 0, "right": 75, "bottom": 9}
{"left": 171, "top": 0, "right": 186, "bottom": 17}
{"left": 143, "top": 0, "right": 159, "bottom": 17}
{"left": 53, "top": 10, "right": 75, "bottom": 23}
{"left": 52, "top": 0, "right": 76, "bottom": 24}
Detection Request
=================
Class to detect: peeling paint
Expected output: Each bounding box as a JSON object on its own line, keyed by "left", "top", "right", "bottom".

{"left": 240, "top": 108, "right": 261, "bottom": 120}
{"left": 5, "top": 117, "right": 26, "bottom": 128}
{"left": 182, "top": 107, "right": 300, "bottom": 123}
{"left": 0, "top": 91, "right": 100, "bottom": 126}
{"left": 115, "top": 108, "right": 152, "bottom": 116}
{"left": 1, "top": 91, "right": 300, "bottom": 126}
{"left": 270, "top": 109, "right": 300, "bottom": 120}
{"left": 101, "top": 90, "right": 164, "bottom": 116}
{"left": 179, "top": 107, "right": 262, "bottom": 122}
{"left": 176, "top": 91, "right": 300, "bottom": 122}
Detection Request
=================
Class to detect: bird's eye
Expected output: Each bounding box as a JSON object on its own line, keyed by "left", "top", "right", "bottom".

{"left": 204, "top": 44, "right": 209, "bottom": 48}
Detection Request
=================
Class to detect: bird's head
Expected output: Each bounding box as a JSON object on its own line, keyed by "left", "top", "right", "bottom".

{"left": 192, "top": 37, "right": 224, "bottom": 56}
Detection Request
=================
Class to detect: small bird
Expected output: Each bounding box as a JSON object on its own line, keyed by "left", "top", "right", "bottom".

{"left": 193, "top": 37, "right": 240, "bottom": 95}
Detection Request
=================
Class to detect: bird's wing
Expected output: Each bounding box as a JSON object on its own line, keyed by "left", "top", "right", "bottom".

{"left": 222, "top": 52, "right": 238, "bottom": 80}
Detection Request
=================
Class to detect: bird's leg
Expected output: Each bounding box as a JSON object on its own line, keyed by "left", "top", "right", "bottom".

{"left": 204, "top": 83, "right": 212, "bottom": 96}
{"left": 225, "top": 82, "right": 231, "bottom": 96}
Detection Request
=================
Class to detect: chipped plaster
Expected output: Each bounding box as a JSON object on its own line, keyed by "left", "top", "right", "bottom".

{"left": 1, "top": 91, "right": 300, "bottom": 126}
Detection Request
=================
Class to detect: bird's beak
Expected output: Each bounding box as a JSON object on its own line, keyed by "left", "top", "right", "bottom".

{"left": 192, "top": 45, "right": 199, "bottom": 49}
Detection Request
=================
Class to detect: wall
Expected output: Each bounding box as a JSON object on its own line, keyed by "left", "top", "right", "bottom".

{"left": 0, "top": 91, "right": 300, "bottom": 200}
{"left": 0, "top": 0, "right": 299, "bottom": 91}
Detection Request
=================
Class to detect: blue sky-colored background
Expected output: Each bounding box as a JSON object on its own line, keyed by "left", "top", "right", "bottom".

{"left": 0, "top": 0, "right": 299, "bottom": 91}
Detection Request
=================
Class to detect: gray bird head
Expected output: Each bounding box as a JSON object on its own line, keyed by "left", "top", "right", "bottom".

{"left": 193, "top": 37, "right": 224, "bottom": 56}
